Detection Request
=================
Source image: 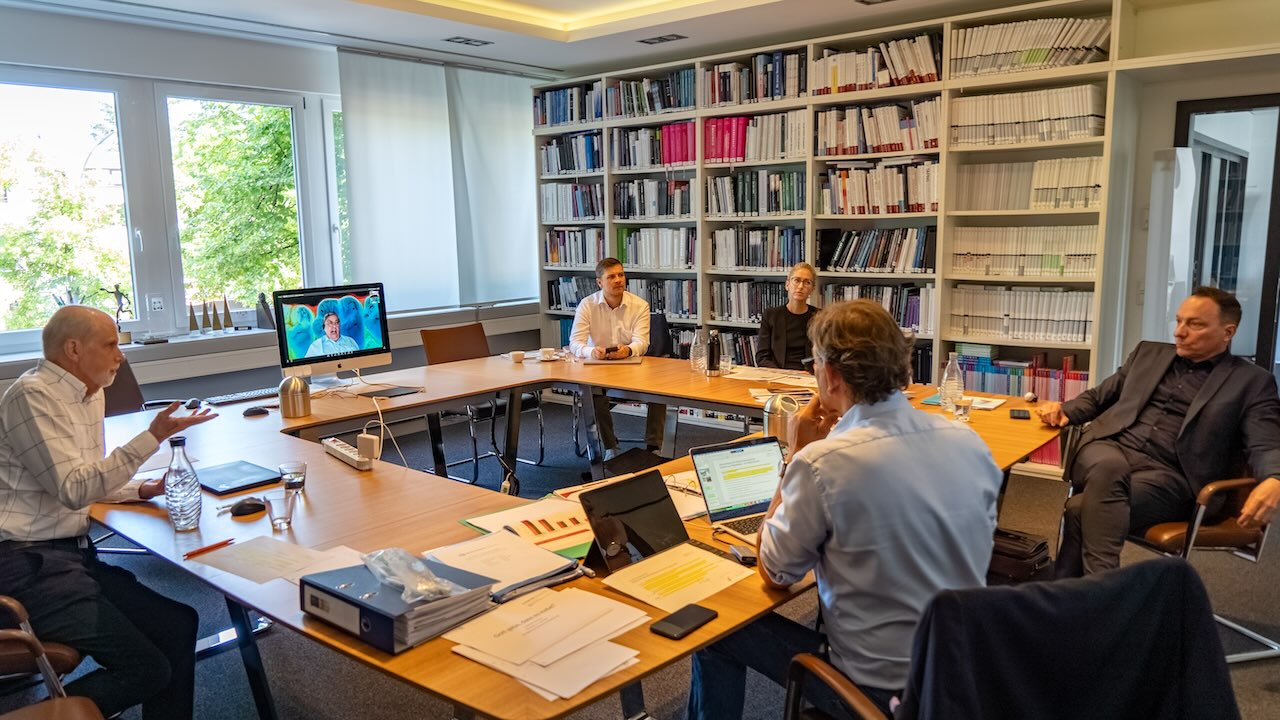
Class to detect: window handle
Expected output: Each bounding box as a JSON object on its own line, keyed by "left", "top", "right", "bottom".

{"left": 134, "top": 228, "right": 144, "bottom": 253}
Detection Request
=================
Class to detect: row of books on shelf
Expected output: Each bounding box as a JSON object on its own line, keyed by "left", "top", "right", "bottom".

{"left": 704, "top": 111, "right": 809, "bottom": 164}
{"left": 949, "top": 84, "right": 1105, "bottom": 146}
{"left": 547, "top": 275, "right": 597, "bottom": 311}
{"left": 612, "top": 178, "right": 694, "bottom": 220}
{"left": 950, "top": 17, "right": 1110, "bottom": 78}
{"left": 818, "top": 157, "right": 938, "bottom": 215}
{"left": 816, "top": 226, "right": 936, "bottom": 274}
{"left": 954, "top": 157, "right": 1103, "bottom": 211}
{"left": 815, "top": 97, "right": 941, "bottom": 156}
{"left": 540, "top": 131, "right": 602, "bottom": 176}
{"left": 954, "top": 344, "right": 1088, "bottom": 400}
{"left": 615, "top": 227, "right": 696, "bottom": 270}
{"left": 708, "top": 280, "right": 784, "bottom": 324}
{"left": 605, "top": 70, "right": 697, "bottom": 119}
{"left": 709, "top": 225, "right": 805, "bottom": 270}
{"left": 949, "top": 225, "right": 1097, "bottom": 277}
{"left": 702, "top": 50, "right": 808, "bottom": 106}
{"left": 821, "top": 282, "right": 936, "bottom": 337}
{"left": 610, "top": 122, "right": 696, "bottom": 170}
{"left": 540, "top": 182, "right": 605, "bottom": 223}
{"left": 628, "top": 279, "right": 697, "bottom": 319}
{"left": 706, "top": 170, "right": 806, "bottom": 217}
{"left": 543, "top": 227, "right": 606, "bottom": 268}
{"left": 949, "top": 286, "right": 1094, "bottom": 343}
{"left": 534, "top": 82, "right": 604, "bottom": 128}
{"left": 809, "top": 32, "right": 941, "bottom": 95}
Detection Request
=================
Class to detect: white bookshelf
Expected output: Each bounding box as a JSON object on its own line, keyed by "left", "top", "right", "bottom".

{"left": 533, "top": 0, "right": 1280, "bottom": 388}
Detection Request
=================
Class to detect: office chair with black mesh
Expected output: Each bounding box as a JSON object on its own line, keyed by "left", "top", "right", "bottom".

{"left": 570, "top": 312, "right": 674, "bottom": 457}
{"left": 420, "top": 324, "right": 545, "bottom": 482}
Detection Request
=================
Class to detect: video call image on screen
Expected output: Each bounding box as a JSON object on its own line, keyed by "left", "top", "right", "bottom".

{"left": 280, "top": 289, "right": 385, "bottom": 363}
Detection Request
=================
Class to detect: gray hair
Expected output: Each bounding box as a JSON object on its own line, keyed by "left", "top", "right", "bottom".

{"left": 42, "top": 306, "right": 110, "bottom": 360}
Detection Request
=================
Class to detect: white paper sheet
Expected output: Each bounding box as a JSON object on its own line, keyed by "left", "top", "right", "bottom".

{"left": 453, "top": 641, "right": 638, "bottom": 699}
{"left": 282, "top": 545, "right": 364, "bottom": 585}
{"left": 602, "top": 543, "right": 753, "bottom": 613}
{"left": 554, "top": 472, "right": 707, "bottom": 521}
{"left": 191, "top": 535, "right": 334, "bottom": 584}
{"left": 463, "top": 498, "right": 594, "bottom": 555}
{"left": 527, "top": 588, "right": 648, "bottom": 666}
{"left": 442, "top": 588, "right": 609, "bottom": 665}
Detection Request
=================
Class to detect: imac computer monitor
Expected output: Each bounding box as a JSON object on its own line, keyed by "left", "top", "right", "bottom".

{"left": 272, "top": 282, "right": 392, "bottom": 380}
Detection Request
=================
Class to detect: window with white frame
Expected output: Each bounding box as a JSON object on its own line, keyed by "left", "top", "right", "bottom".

{"left": 0, "top": 67, "right": 325, "bottom": 354}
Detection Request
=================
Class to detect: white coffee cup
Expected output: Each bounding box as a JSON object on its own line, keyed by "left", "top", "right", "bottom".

{"left": 510, "top": 350, "right": 525, "bottom": 363}
{"left": 540, "top": 347, "right": 556, "bottom": 361}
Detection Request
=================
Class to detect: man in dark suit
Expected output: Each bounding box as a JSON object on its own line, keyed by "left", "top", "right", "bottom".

{"left": 1038, "top": 287, "right": 1280, "bottom": 576}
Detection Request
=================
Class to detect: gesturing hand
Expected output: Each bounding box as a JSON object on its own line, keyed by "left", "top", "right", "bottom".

{"left": 148, "top": 402, "right": 217, "bottom": 444}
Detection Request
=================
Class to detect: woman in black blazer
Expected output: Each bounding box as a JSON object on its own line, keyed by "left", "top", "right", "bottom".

{"left": 755, "top": 262, "right": 818, "bottom": 370}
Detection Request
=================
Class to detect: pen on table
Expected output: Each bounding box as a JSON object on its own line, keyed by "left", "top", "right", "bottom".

{"left": 183, "top": 538, "right": 235, "bottom": 560}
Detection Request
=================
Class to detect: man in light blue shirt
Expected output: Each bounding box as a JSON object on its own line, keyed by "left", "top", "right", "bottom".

{"left": 687, "top": 300, "right": 1003, "bottom": 719}
{"left": 304, "top": 311, "right": 359, "bottom": 357}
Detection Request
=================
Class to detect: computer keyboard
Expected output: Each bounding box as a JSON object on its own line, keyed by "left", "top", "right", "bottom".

{"left": 205, "top": 387, "right": 279, "bottom": 406}
{"left": 723, "top": 515, "right": 764, "bottom": 535}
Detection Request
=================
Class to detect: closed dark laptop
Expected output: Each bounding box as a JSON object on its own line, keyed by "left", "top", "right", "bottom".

{"left": 197, "top": 460, "right": 280, "bottom": 496}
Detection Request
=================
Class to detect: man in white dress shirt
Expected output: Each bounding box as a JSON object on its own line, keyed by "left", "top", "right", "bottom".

{"left": 0, "top": 306, "right": 214, "bottom": 719}
{"left": 568, "top": 258, "right": 666, "bottom": 459}
{"left": 686, "top": 300, "right": 1003, "bottom": 719}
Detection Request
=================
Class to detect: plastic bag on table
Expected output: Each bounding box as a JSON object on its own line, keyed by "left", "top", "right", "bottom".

{"left": 362, "top": 547, "right": 460, "bottom": 603}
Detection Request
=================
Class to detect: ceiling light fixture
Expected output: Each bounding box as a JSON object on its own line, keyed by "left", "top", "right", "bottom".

{"left": 637, "top": 34, "right": 688, "bottom": 45}
{"left": 443, "top": 36, "right": 494, "bottom": 47}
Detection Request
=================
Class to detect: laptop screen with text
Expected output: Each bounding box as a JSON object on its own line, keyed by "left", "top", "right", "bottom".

{"left": 690, "top": 437, "right": 785, "bottom": 523}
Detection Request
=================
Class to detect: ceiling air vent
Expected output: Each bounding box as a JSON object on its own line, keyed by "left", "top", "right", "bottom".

{"left": 637, "top": 34, "right": 688, "bottom": 45}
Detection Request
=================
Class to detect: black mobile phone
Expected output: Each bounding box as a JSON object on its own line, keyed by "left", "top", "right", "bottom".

{"left": 1009, "top": 408, "right": 1031, "bottom": 420}
{"left": 650, "top": 603, "right": 718, "bottom": 640}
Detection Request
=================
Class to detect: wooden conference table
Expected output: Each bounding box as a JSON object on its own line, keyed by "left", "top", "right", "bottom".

{"left": 96, "top": 358, "right": 1057, "bottom": 720}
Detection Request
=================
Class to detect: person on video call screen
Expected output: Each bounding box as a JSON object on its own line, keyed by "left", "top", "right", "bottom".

{"left": 304, "top": 310, "right": 359, "bottom": 357}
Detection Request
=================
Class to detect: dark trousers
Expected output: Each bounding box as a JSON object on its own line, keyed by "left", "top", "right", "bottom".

{"left": 687, "top": 612, "right": 898, "bottom": 720}
{"left": 0, "top": 544, "right": 197, "bottom": 719}
{"left": 591, "top": 393, "right": 666, "bottom": 450}
{"left": 1057, "top": 440, "right": 1196, "bottom": 577}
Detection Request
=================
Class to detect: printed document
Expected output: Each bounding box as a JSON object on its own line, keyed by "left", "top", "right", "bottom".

{"left": 603, "top": 543, "right": 752, "bottom": 613}
{"left": 442, "top": 587, "right": 609, "bottom": 665}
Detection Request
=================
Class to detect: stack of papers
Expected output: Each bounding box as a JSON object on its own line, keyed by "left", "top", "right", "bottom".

{"left": 602, "top": 543, "right": 752, "bottom": 613}
{"left": 426, "top": 531, "right": 582, "bottom": 603}
{"left": 463, "top": 497, "right": 594, "bottom": 558}
{"left": 445, "top": 588, "right": 648, "bottom": 700}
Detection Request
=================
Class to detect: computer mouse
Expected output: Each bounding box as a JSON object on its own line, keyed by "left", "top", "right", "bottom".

{"left": 242, "top": 406, "right": 270, "bottom": 418}
{"left": 230, "top": 497, "right": 266, "bottom": 517}
{"left": 184, "top": 398, "right": 202, "bottom": 410}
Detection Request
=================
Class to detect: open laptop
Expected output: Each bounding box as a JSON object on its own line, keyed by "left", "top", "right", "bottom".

{"left": 689, "top": 437, "right": 785, "bottom": 545}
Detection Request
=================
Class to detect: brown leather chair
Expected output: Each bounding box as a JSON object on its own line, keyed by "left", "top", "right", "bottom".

{"left": 419, "top": 324, "right": 544, "bottom": 483}
{"left": 1058, "top": 427, "right": 1279, "bottom": 664}
{"left": 784, "top": 654, "right": 887, "bottom": 720}
{"left": 0, "top": 597, "right": 95, "bottom": 718}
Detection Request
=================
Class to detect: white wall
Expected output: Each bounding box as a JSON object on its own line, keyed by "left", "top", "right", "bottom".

{"left": 1122, "top": 70, "right": 1280, "bottom": 355}
{"left": 0, "top": 6, "right": 339, "bottom": 94}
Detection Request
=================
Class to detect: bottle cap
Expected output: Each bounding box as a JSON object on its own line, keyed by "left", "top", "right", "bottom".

{"left": 169, "top": 435, "right": 187, "bottom": 447}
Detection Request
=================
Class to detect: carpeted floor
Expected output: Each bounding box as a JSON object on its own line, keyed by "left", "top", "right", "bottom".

{"left": 4, "top": 401, "right": 1277, "bottom": 719}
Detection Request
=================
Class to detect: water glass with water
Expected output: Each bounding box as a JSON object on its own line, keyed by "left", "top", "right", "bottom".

{"left": 279, "top": 461, "right": 306, "bottom": 492}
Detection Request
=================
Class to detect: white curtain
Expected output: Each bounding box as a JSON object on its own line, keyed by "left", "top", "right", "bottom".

{"left": 446, "top": 66, "right": 538, "bottom": 306}
{"left": 337, "top": 51, "right": 537, "bottom": 311}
